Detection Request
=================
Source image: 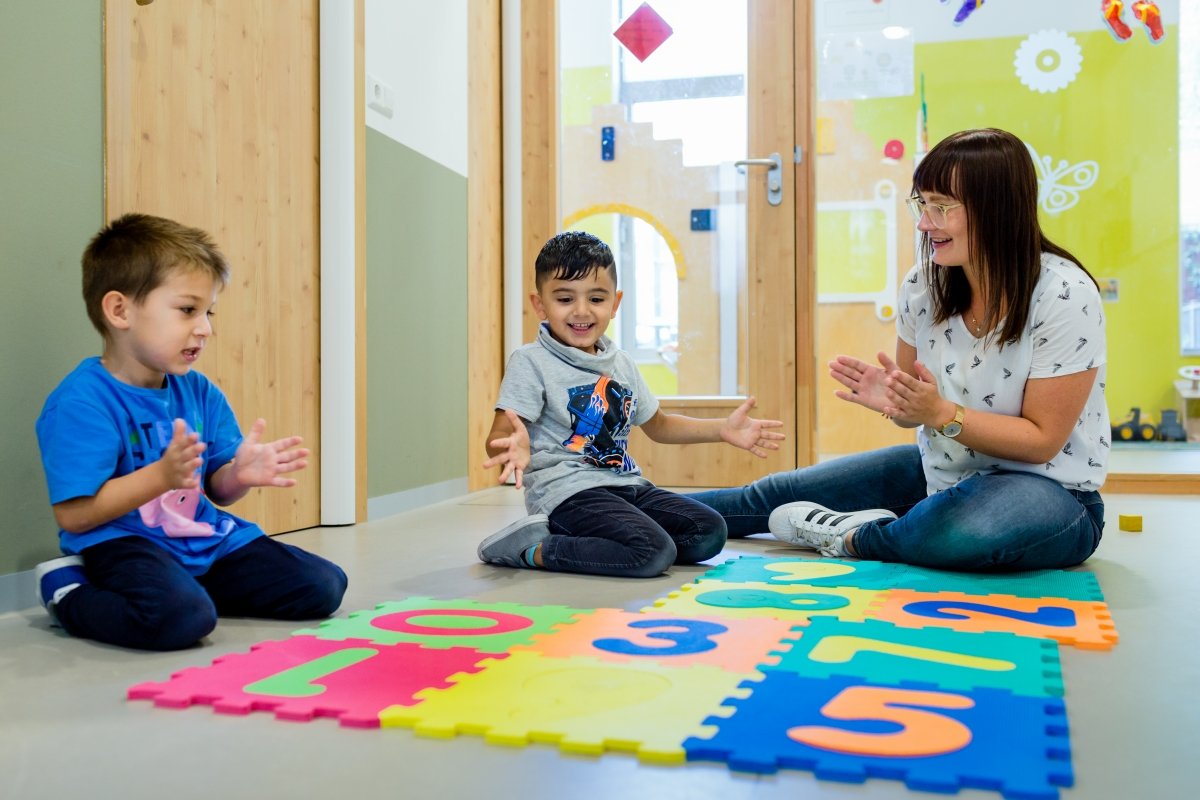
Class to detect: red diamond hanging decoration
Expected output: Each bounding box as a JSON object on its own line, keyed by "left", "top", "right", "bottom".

{"left": 613, "top": 3, "right": 674, "bottom": 63}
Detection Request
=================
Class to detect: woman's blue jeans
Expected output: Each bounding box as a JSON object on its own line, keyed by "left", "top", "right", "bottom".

{"left": 56, "top": 535, "right": 348, "bottom": 651}
{"left": 544, "top": 484, "right": 728, "bottom": 578}
{"left": 688, "top": 445, "right": 1104, "bottom": 572}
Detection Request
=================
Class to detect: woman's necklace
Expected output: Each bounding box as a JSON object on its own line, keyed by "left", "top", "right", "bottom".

{"left": 968, "top": 311, "right": 982, "bottom": 334}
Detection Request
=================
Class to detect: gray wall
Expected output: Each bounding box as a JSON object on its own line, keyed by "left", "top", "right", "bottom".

{"left": 365, "top": 127, "right": 468, "bottom": 499}
{"left": 0, "top": 2, "right": 103, "bottom": 576}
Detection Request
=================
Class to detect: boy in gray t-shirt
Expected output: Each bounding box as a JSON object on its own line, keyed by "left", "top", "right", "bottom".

{"left": 478, "top": 231, "right": 785, "bottom": 578}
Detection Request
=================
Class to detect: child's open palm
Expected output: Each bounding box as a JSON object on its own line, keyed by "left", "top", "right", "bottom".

{"left": 160, "top": 419, "right": 206, "bottom": 489}
{"left": 231, "top": 418, "right": 310, "bottom": 489}
{"left": 720, "top": 396, "right": 785, "bottom": 458}
{"left": 483, "top": 409, "right": 532, "bottom": 488}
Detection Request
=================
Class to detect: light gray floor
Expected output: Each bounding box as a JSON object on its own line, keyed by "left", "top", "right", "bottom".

{"left": 1, "top": 488, "right": 1196, "bottom": 800}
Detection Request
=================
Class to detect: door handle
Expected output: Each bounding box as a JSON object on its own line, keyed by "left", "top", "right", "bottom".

{"left": 734, "top": 153, "right": 783, "bottom": 206}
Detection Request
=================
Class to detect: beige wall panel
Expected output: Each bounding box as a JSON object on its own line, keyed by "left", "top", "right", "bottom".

{"left": 104, "top": 0, "right": 320, "bottom": 533}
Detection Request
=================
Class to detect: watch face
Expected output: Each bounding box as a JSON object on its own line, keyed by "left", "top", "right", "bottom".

{"left": 942, "top": 421, "right": 963, "bottom": 438}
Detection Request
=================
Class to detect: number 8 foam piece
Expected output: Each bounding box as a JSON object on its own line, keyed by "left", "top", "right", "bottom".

{"left": 684, "top": 672, "right": 1072, "bottom": 799}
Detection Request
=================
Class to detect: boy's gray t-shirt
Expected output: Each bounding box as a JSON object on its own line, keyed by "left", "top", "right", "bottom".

{"left": 497, "top": 323, "right": 660, "bottom": 515}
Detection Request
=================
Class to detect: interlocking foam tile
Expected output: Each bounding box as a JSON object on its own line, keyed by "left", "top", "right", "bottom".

{"left": 885, "top": 565, "right": 1104, "bottom": 602}
{"left": 868, "top": 590, "right": 1118, "bottom": 650}
{"left": 701, "top": 556, "right": 902, "bottom": 590}
{"left": 380, "top": 650, "right": 751, "bottom": 764}
{"left": 685, "top": 673, "right": 1072, "bottom": 799}
{"left": 645, "top": 579, "right": 881, "bottom": 622}
{"left": 127, "top": 636, "right": 491, "bottom": 728}
{"left": 510, "top": 607, "right": 801, "bottom": 673}
{"left": 293, "top": 598, "right": 593, "bottom": 651}
{"left": 762, "top": 618, "right": 1063, "bottom": 697}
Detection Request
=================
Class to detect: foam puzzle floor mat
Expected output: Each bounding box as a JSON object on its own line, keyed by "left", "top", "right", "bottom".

{"left": 128, "top": 557, "right": 1117, "bottom": 799}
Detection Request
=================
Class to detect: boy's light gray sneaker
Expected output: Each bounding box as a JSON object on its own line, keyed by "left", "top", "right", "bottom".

{"left": 478, "top": 514, "right": 551, "bottom": 568}
{"left": 767, "top": 502, "right": 896, "bottom": 557}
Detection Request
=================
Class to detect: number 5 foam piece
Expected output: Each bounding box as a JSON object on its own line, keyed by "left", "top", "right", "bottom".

{"left": 380, "top": 650, "right": 752, "bottom": 764}
{"left": 127, "top": 636, "right": 492, "bottom": 727}
{"left": 700, "top": 556, "right": 902, "bottom": 590}
{"left": 510, "top": 607, "right": 801, "bottom": 673}
{"left": 644, "top": 580, "right": 881, "bottom": 623}
{"left": 292, "top": 597, "right": 593, "bottom": 651}
{"left": 868, "top": 590, "right": 1118, "bottom": 649}
{"left": 684, "top": 672, "right": 1072, "bottom": 799}
{"left": 762, "top": 617, "right": 1063, "bottom": 697}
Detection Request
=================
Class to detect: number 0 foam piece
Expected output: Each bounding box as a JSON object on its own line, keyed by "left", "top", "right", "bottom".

{"left": 380, "top": 650, "right": 752, "bottom": 764}
{"left": 762, "top": 618, "right": 1064, "bottom": 698}
{"left": 644, "top": 579, "right": 881, "bottom": 622}
{"left": 867, "top": 590, "right": 1118, "bottom": 650}
{"left": 684, "top": 672, "right": 1073, "bottom": 800}
{"left": 127, "top": 636, "right": 493, "bottom": 728}
{"left": 509, "top": 607, "right": 801, "bottom": 673}
{"left": 292, "top": 597, "right": 593, "bottom": 652}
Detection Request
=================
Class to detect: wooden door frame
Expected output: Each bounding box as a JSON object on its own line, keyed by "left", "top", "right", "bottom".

{"left": 319, "top": 0, "right": 368, "bottom": 523}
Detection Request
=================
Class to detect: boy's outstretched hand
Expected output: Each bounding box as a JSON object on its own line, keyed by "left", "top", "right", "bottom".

{"left": 230, "top": 418, "right": 310, "bottom": 489}
{"left": 483, "top": 409, "right": 532, "bottom": 488}
{"left": 160, "top": 418, "right": 206, "bottom": 490}
{"left": 719, "top": 396, "right": 785, "bottom": 458}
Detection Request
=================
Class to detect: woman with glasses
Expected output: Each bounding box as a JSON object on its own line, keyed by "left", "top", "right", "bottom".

{"left": 691, "top": 127, "right": 1108, "bottom": 572}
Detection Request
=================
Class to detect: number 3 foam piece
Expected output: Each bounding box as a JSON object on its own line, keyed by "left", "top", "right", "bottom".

{"left": 292, "top": 597, "right": 594, "bottom": 651}
{"left": 127, "top": 636, "right": 493, "bottom": 728}
{"left": 684, "top": 672, "right": 1072, "bottom": 800}
{"left": 644, "top": 579, "right": 882, "bottom": 622}
{"left": 761, "top": 617, "right": 1064, "bottom": 698}
{"left": 379, "top": 650, "right": 752, "bottom": 765}
{"left": 867, "top": 590, "right": 1118, "bottom": 650}
{"left": 701, "top": 556, "right": 902, "bottom": 590}
{"left": 509, "top": 607, "right": 801, "bottom": 673}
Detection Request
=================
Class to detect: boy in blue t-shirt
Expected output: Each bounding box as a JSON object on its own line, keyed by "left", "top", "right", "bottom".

{"left": 34, "top": 214, "right": 347, "bottom": 651}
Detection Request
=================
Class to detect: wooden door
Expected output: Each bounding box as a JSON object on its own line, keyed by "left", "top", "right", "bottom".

{"left": 520, "top": 0, "right": 811, "bottom": 487}
{"left": 104, "top": 0, "right": 321, "bottom": 533}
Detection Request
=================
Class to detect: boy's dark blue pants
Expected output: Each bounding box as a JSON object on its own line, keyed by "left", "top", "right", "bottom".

{"left": 54, "top": 535, "right": 348, "bottom": 651}
{"left": 544, "top": 484, "right": 728, "bottom": 578}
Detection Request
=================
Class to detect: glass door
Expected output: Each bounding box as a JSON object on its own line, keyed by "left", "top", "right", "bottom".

{"left": 539, "top": 0, "right": 801, "bottom": 487}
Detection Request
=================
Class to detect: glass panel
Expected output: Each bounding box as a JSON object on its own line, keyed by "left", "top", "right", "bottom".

{"left": 812, "top": 0, "right": 1197, "bottom": 459}
{"left": 558, "top": 0, "right": 749, "bottom": 397}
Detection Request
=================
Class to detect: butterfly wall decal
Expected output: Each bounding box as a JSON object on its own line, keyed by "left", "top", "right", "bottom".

{"left": 1025, "top": 142, "right": 1099, "bottom": 215}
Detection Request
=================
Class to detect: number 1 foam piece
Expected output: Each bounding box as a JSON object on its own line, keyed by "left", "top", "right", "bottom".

{"left": 684, "top": 672, "right": 1072, "bottom": 800}
{"left": 867, "top": 590, "right": 1118, "bottom": 650}
{"left": 292, "top": 597, "right": 594, "bottom": 651}
{"left": 509, "top": 607, "right": 801, "bottom": 673}
{"left": 127, "top": 636, "right": 493, "bottom": 727}
{"left": 380, "top": 650, "right": 752, "bottom": 765}
{"left": 761, "top": 617, "right": 1064, "bottom": 697}
{"left": 645, "top": 579, "right": 882, "bottom": 622}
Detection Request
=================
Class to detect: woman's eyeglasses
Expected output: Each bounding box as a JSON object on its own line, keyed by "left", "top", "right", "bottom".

{"left": 905, "top": 195, "right": 962, "bottom": 228}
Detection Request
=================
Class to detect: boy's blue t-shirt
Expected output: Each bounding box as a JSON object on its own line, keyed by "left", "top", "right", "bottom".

{"left": 36, "top": 357, "right": 263, "bottom": 573}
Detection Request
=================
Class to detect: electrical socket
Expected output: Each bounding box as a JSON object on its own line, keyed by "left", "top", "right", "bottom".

{"left": 367, "top": 74, "right": 395, "bottom": 118}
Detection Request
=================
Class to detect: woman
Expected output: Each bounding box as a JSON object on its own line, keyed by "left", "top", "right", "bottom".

{"left": 691, "top": 128, "right": 1108, "bottom": 571}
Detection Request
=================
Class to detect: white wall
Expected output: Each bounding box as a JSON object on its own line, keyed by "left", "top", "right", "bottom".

{"left": 365, "top": 0, "right": 469, "bottom": 176}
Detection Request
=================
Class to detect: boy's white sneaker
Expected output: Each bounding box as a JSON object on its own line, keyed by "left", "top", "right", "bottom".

{"left": 767, "top": 502, "right": 896, "bottom": 557}
{"left": 35, "top": 555, "right": 86, "bottom": 625}
{"left": 477, "top": 515, "right": 551, "bottom": 568}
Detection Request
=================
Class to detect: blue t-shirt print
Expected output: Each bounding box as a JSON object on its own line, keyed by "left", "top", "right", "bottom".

{"left": 563, "top": 375, "right": 638, "bottom": 472}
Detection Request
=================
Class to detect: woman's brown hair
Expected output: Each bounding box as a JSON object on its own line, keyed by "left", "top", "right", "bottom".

{"left": 912, "top": 128, "right": 1093, "bottom": 345}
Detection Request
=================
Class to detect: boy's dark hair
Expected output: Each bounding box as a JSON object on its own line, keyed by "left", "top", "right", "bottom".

{"left": 82, "top": 213, "right": 231, "bottom": 339}
{"left": 534, "top": 231, "right": 616, "bottom": 290}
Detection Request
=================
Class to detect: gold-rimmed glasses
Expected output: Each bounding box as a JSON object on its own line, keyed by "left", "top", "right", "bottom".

{"left": 905, "top": 195, "right": 962, "bottom": 228}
